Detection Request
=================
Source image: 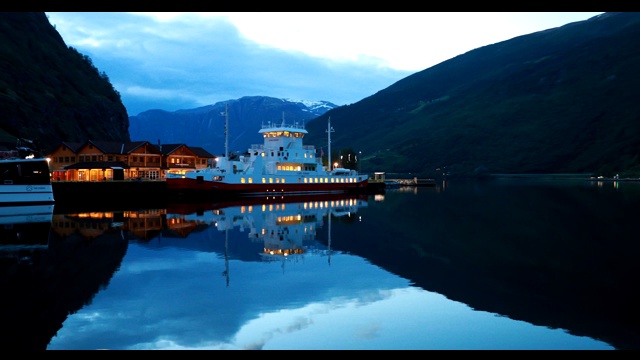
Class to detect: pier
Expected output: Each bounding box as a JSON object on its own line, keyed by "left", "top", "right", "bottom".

{"left": 369, "top": 172, "right": 435, "bottom": 187}
{"left": 388, "top": 177, "right": 436, "bottom": 186}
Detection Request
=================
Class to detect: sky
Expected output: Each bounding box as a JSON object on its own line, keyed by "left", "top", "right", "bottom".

{"left": 45, "top": 12, "right": 604, "bottom": 116}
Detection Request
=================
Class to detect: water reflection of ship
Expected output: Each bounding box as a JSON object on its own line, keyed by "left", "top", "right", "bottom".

{"left": 0, "top": 204, "right": 54, "bottom": 259}
{"left": 167, "top": 193, "right": 368, "bottom": 282}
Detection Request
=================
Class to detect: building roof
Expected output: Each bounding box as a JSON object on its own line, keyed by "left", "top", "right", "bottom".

{"left": 51, "top": 140, "right": 210, "bottom": 157}
{"left": 151, "top": 143, "right": 213, "bottom": 157}
{"left": 59, "top": 141, "right": 84, "bottom": 152}
{"left": 189, "top": 146, "right": 216, "bottom": 158}
{"left": 152, "top": 143, "right": 184, "bottom": 155}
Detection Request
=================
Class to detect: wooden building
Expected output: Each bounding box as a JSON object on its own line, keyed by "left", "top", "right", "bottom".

{"left": 152, "top": 143, "right": 215, "bottom": 177}
{"left": 48, "top": 140, "right": 215, "bottom": 181}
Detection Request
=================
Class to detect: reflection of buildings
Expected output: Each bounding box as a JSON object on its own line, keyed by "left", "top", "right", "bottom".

{"left": 52, "top": 209, "right": 165, "bottom": 241}
{"left": 50, "top": 195, "right": 369, "bottom": 249}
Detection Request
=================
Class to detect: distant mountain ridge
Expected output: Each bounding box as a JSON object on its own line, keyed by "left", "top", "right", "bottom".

{"left": 129, "top": 96, "right": 338, "bottom": 155}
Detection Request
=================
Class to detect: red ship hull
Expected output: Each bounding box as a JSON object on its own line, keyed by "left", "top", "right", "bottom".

{"left": 166, "top": 177, "right": 369, "bottom": 198}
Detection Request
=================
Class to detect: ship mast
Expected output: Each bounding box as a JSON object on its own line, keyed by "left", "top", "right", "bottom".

{"left": 326, "top": 117, "right": 334, "bottom": 171}
{"left": 222, "top": 103, "right": 229, "bottom": 159}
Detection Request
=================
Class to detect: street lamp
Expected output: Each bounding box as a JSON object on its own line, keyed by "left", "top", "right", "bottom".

{"left": 46, "top": 157, "right": 52, "bottom": 179}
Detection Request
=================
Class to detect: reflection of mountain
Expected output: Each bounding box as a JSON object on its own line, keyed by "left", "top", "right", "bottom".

{"left": 325, "top": 180, "right": 640, "bottom": 350}
{"left": 0, "top": 206, "right": 128, "bottom": 350}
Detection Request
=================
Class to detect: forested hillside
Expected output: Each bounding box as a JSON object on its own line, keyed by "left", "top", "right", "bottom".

{"left": 304, "top": 12, "right": 640, "bottom": 178}
{"left": 0, "top": 12, "right": 129, "bottom": 155}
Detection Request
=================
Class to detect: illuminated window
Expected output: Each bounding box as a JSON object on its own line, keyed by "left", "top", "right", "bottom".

{"left": 262, "top": 178, "right": 266, "bottom": 183}
{"left": 269, "top": 177, "right": 273, "bottom": 183}
{"left": 248, "top": 178, "right": 253, "bottom": 183}
{"left": 241, "top": 178, "right": 245, "bottom": 183}
{"left": 281, "top": 178, "right": 285, "bottom": 183}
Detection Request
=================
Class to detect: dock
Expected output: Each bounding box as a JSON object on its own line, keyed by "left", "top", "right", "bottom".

{"left": 389, "top": 178, "right": 436, "bottom": 186}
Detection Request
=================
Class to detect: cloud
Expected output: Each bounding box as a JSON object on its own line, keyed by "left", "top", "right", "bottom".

{"left": 46, "top": 12, "right": 602, "bottom": 116}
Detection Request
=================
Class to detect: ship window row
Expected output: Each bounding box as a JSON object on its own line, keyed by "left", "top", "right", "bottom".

{"left": 277, "top": 165, "right": 302, "bottom": 171}
{"left": 259, "top": 152, "right": 312, "bottom": 159}
{"left": 239, "top": 177, "right": 288, "bottom": 184}
{"left": 263, "top": 131, "right": 304, "bottom": 138}
{"left": 237, "top": 177, "right": 356, "bottom": 184}
{"left": 303, "top": 177, "right": 356, "bottom": 183}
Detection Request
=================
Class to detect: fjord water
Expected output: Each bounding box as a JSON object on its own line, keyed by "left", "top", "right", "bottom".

{"left": 7, "top": 178, "right": 639, "bottom": 350}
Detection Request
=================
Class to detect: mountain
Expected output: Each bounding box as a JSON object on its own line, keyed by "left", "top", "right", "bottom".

{"left": 129, "top": 96, "right": 337, "bottom": 156}
{"left": 0, "top": 12, "right": 130, "bottom": 156}
{"left": 302, "top": 12, "right": 640, "bottom": 178}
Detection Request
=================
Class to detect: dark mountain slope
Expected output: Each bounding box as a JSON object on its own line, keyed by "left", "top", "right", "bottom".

{"left": 0, "top": 12, "right": 129, "bottom": 155}
{"left": 304, "top": 12, "right": 640, "bottom": 177}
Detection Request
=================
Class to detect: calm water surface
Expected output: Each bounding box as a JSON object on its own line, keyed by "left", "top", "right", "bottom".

{"left": 3, "top": 178, "right": 639, "bottom": 350}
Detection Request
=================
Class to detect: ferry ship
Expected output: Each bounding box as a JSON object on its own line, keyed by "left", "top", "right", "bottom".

{"left": 166, "top": 107, "right": 368, "bottom": 197}
{"left": 0, "top": 153, "right": 55, "bottom": 206}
